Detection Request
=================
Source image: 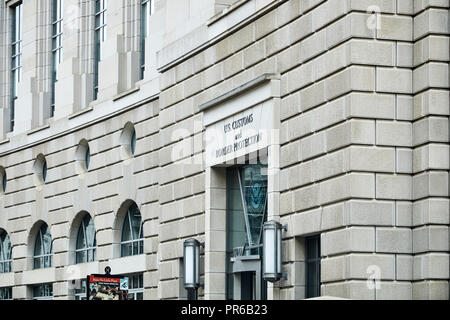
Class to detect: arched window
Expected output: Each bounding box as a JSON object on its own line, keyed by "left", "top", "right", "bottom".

{"left": 120, "top": 122, "right": 137, "bottom": 158}
{"left": 85, "top": 145, "right": 91, "bottom": 170}
{"left": 75, "top": 140, "right": 91, "bottom": 173}
{"left": 0, "top": 167, "right": 7, "bottom": 195}
{"left": 33, "top": 224, "right": 53, "bottom": 269}
{"left": 131, "top": 130, "right": 137, "bottom": 155}
{"left": 76, "top": 214, "right": 96, "bottom": 264}
{"left": 33, "top": 154, "right": 48, "bottom": 186}
{"left": 121, "top": 203, "right": 144, "bottom": 257}
{"left": 0, "top": 231, "right": 12, "bottom": 273}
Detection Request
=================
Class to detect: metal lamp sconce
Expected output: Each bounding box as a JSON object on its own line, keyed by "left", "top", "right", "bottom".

{"left": 263, "top": 220, "right": 288, "bottom": 283}
{"left": 183, "top": 238, "right": 205, "bottom": 300}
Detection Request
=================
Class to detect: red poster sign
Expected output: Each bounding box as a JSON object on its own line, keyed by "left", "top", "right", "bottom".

{"left": 87, "top": 274, "right": 129, "bottom": 300}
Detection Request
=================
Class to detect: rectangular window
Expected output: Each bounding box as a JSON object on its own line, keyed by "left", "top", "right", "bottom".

{"left": 33, "top": 251, "right": 53, "bottom": 270}
{"left": 10, "top": 3, "right": 23, "bottom": 132}
{"left": 32, "top": 283, "right": 53, "bottom": 300}
{"left": 0, "top": 233, "right": 12, "bottom": 273}
{"left": 0, "top": 259, "right": 12, "bottom": 274}
{"left": 140, "top": 0, "right": 152, "bottom": 80}
{"left": 94, "top": 0, "right": 107, "bottom": 100}
{"left": 75, "top": 246, "right": 96, "bottom": 264}
{"left": 120, "top": 238, "right": 144, "bottom": 257}
{"left": 305, "top": 235, "right": 321, "bottom": 299}
{"left": 74, "top": 279, "right": 87, "bottom": 300}
{"left": 51, "top": 0, "right": 64, "bottom": 118}
{"left": 0, "top": 287, "right": 13, "bottom": 300}
{"left": 127, "top": 273, "right": 144, "bottom": 300}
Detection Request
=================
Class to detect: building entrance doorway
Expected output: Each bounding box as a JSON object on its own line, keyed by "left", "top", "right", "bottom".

{"left": 226, "top": 162, "right": 268, "bottom": 300}
{"left": 230, "top": 255, "right": 266, "bottom": 300}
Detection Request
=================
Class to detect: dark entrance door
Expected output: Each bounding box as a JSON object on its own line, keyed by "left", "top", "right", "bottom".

{"left": 240, "top": 272, "right": 254, "bottom": 300}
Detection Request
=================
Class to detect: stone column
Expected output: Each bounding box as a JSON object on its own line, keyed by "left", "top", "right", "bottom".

{"left": 411, "top": 0, "right": 450, "bottom": 300}
{"left": 0, "top": 1, "right": 9, "bottom": 138}
{"left": 11, "top": 0, "right": 39, "bottom": 134}
{"left": 54, "top": 0, "right": 94, "bottom": 119}
{"left": 96, "top": 0, "right": 141, "bottom": 101}
{"left": 204, "top": 167, "right": 227, "bottom": 300}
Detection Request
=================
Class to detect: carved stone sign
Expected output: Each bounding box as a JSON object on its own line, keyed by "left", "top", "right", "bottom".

{"left": 205, "top": 101, "right": 272, "bottom": 167}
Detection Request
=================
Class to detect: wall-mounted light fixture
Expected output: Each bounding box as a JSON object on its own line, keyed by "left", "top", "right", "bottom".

{"left": 263, "top": 220, "right": 287, "bottom": 283}
{"left": 183, "top": 238, "right": 203, "bottom": 300}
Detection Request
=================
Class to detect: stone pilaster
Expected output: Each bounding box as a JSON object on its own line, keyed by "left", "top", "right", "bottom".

{"left": 411, "top": 0, "right": 450, "bottom": 300}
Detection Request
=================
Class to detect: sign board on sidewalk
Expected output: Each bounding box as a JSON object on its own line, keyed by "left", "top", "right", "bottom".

{"left": 87, "top": 274, "right": 129, "bottom": 300}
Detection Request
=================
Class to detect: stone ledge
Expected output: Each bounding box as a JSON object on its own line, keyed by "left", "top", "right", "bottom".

{"left": 0, "top": 138, "right": 10, "bottom": 146}
{"left": 113, "top": 87, "right": 140, "bottom": 102}
{"left": 199, "top": 73, "right": 278, "bottom": 111}
{"left": 22, "top": 267, "right": 57, "bottom": 286}
{"left": 0, "top": 272, "right": 15, "bottom": 287}
{"left": 207, "top": 0, "right": 251, "bottom": 26}
{"left": 68, "top": 106, "right": 94, "bottom": 120}
{"left": 26, "top": 124, "right": 50, "bottom": 136}
{"left": 157, "top": 0, "right": 287, "bottom": 72}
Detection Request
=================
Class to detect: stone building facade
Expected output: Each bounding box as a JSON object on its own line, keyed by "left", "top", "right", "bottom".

{"left": 0, "top": 0, "right": 449, "bottom": 300}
